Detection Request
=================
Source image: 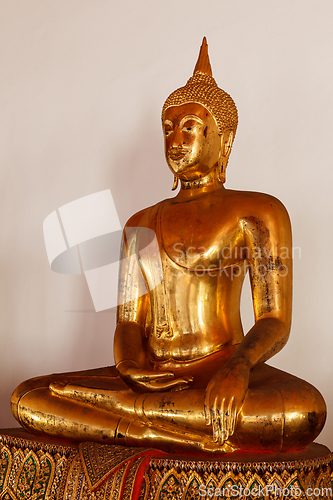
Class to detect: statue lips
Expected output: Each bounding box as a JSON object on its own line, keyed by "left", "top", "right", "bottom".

{"left": 168, "top": 148, "right": 187, "bottom": 161}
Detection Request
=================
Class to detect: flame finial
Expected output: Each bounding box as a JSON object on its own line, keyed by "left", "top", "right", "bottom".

{"left": 193, "top": 37, "right": 212, "bottom": 77}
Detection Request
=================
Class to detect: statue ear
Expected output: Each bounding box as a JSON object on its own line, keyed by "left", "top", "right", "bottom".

{"left": 218, "top": 130, "right": 234, "bottom": 183}
{"left": 222, "top": 130, "right": 234, "bottom": 158}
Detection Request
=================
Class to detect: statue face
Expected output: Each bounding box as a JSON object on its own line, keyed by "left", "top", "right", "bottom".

{"left": 163, "top": 103, "right": 221, "bottom": 182}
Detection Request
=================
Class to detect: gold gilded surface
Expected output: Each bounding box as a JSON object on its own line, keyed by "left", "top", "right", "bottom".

{"left": 11, "top": 38, "right": 327, "bottom": 454}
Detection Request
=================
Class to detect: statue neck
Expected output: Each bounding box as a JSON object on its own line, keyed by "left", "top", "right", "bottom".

{"left": 177, "top": 166, "right": 224, "bottom": 198}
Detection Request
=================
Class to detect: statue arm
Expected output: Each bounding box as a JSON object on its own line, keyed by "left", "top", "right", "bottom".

{"left": 235, "top": 195, "right": 293, "bottom": 367}
{"left": 114, "top": 223, "right": 193, "bottom": 392}
{"left": 114, "top": 225, "right": 164, "bottom": 388}
{"left": 114, "top": 224, "right": 150, "bottom": 370}
{"left": 204, "top": 196, "right": 292, "bottom": 444}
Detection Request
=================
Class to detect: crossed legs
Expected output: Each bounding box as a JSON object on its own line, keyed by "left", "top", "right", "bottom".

{"left": 11, "top": 364, "right": 326, "bottom": 454}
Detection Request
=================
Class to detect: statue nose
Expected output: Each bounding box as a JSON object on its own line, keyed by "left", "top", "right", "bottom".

{"left": 171, "top": 125, "right": 184, "bottom": 148}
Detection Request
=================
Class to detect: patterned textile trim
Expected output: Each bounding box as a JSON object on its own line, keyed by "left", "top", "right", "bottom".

{"left": 122, "top": 455, "right": 150, "bottom": 500}
{"left": 149, "top": 450, "right": 333, "bottom": 473}
{"left": 78, "top": 442, "right": 162, "bottom": 490}
{"left": 145, "top": 452, "right": 333, "bottom": 500}
{"left": 0, "top": 434, "right": 163, "bottom": 500}
{"left": 0, "top": 433, "right": 76, "bottom": 457}
{"left": 1, "top": 433, "right": 332, "bottom": 500}
{"left": 0, "top": 433, "right": 77, "bottom": 500}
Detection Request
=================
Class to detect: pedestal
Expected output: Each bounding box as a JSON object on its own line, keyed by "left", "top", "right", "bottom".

{"left": 0, "top": 429, "right": 332, "bottom": 500}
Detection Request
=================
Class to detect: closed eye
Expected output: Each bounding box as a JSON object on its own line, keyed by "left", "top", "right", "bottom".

{"left": 179, "top": 115, "right": 204, "bottom": 130}
{"left": 183, "top": 122, "right": 198, "bottom": 132}
{"left": 163, "top": 119, "right": 173, "bottom": 136}
{"left": 182, "top": 120, "right": 198, "bottom": 132}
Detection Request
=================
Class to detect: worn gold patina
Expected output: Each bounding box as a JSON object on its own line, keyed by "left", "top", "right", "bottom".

{"left": 11, "top": 38, "right": 326, "bottom": 454}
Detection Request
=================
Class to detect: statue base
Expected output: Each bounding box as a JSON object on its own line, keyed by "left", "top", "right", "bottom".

{"left": 0, "top": 428, "right": 332, "bottom": 500}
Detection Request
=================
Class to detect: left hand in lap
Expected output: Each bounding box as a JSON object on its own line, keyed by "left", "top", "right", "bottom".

{"left": 204, "top": 358, "right": 250, "bottom": 444}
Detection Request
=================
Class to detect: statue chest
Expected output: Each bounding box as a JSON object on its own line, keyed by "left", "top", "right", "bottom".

{"left": 159, "top": 200, "right": 243, "bottom": 270}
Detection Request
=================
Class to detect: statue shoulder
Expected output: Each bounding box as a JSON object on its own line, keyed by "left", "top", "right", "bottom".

{"left": 225, "top": 189, "right": 291, "bottom": 228}
{"left": 124, "top": 200, "right": 168, "bottom": 229}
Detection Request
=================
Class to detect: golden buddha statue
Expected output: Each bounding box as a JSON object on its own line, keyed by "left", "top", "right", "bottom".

{"left": 11, "top": 39, "right": 326, "bottom": 454}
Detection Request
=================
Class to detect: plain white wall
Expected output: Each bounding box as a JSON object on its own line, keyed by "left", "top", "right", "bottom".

{"left": 1, "top": 0, "right": 332, "bottom": 448}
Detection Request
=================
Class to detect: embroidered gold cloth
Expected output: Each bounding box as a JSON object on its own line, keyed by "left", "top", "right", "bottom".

{"left": 79, "top": 442, "right": 162, "bottom": 494}
{"left": 0, "top": 431, "right": 163, "bottom": 500}
{"left": 0, "top": 430, "right": 332, "bottom": 500}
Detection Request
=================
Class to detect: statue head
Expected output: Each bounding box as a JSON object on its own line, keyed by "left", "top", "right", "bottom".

{"left": 162, "top": 38, "right": 238, "bottom": 188}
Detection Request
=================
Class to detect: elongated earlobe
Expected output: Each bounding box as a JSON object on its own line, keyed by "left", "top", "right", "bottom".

{"left": 218, "top": 130, "right": 234, "bottom": 184}
{"left": 218, "top": 135, "right": 226, "bottom": 183}
{"left": 218, "top": 155, "right": 226, "bottom": 183}
{"left": 172, "top": 176, "right": 179, "bottom": 191}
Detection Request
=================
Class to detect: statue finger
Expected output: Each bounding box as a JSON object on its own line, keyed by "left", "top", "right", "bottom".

{"left": 165, "top": 376, "right": 193, "bottom": 391}
{"left": 229, "top": 408, "right": 237, "bottom": 437}
{"left": 226, "top": 396, "right": 235, "bottom": 438}
{"left": 152, "top": 373, "right": 175, "bottom": 383}
{"left": 204, "top": 389, "right": 212, "bottom": 426}
{"left": 139, "top": 380, "right": 172, "bottom": 391}
{"left": 149, "top": 376, "right": 192, "bottom": 391}
{"left": 151, "top": 371, "right": 175, "bottom": 379}
{"left": 219, "top": 399, "right": 226, "bottom": 445}
{"left": 211, "top": 408, "right": 219, "bottom": 443}
{"left": 136, "top": 370, "right": 174, "bottom": 382}
{"left": 213, "top": 397, "right": 223, "bottom": 443}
